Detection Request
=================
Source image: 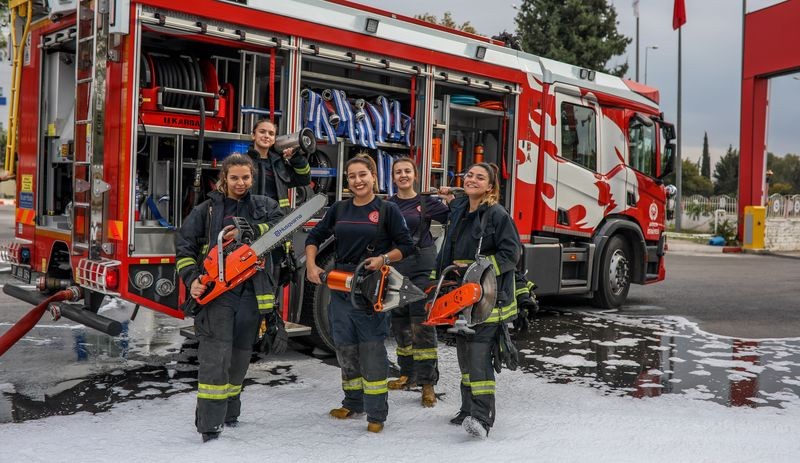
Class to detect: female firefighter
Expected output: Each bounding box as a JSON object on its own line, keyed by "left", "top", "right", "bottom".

{"left": 176, "top": 154, "right": 285, "bottom": 443}
{"left": 305, "top": 153, "right": 414, "bottom": 433}
{"left": 386, "top": 157, "right": 449, "bottom": 407}
{"left": 437, "top": 162, "right": 521, "bottom": 439}
{"left": 248, "top": 118, "right": 312, "bottom": 210}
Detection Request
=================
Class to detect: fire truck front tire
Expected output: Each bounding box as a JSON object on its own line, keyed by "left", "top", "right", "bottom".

{"left": 300, "top": 252, "right": 336, "bottom": 351}
{"left": 593, "top": 235, "right": 631, "bottom": 309}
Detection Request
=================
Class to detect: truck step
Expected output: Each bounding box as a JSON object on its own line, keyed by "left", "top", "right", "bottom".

{"left": 561, "top": 279, "right": 588, "bottom": 287}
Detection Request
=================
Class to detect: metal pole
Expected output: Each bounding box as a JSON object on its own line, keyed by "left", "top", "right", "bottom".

{"left": 675, "top": 28, "right": 683, "bottom": 232}
{"left": 636, "top": 17, "right": 640, "bottom": 81}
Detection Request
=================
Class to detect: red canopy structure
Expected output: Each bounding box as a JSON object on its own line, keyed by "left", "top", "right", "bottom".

{"left": 739, "top": 0, "right": 800, "bottom": 238}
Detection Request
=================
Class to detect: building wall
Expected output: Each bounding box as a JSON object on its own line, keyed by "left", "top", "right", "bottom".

{"left": 766, "top": 218, "right": 800, "bottom": 251}
{"left": 1, "top": 50, "right": 13, "bottom": 196}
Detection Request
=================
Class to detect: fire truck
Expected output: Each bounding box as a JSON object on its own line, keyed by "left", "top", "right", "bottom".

{"left": 1, "top": 0, "right": 674, "bottom": 351}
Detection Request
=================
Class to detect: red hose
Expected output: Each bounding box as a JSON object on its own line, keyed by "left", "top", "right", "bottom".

{"left": 0, "top": 288, "right": 81, "bottom": 357}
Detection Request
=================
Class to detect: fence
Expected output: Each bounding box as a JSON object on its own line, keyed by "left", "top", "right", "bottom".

{"left": 766, "top": 194, "right": 800, "bottom": 218}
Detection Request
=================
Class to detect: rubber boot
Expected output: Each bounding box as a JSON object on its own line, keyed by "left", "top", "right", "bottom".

{"left": 388, "top": 375, "right": 412, "bottom": 390}
{"left": 367, "top": 421, "right": 384, "bottom": 433}
{"left": 421, "top": 384, "right": 437, "bottom": 408}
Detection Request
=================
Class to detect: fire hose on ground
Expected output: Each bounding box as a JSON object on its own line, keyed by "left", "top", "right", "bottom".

{"left": 0, "top": 285, "right": 123, "bottom": 357}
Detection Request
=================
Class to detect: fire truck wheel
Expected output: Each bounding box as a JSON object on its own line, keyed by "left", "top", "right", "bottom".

{"left": 592, "top": 235, "right": 631, "bottom": 309}
{"left": 299, "top": 251, "right": 336, "bottom": 351}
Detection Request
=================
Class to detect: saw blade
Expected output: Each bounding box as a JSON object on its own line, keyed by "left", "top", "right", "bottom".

{"left": 249, "top": 194, "right": 327, "bottom": 256}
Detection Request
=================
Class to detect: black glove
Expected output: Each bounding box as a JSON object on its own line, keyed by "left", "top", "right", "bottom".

{"left": 512, "top": 307, "right": 530, "bottom": 333}
{"left": 259, "top": 311, "right": 288, "bottom": 355}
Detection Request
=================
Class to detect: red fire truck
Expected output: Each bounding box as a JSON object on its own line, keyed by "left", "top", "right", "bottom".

{"left": 1, "top": 0, "right": 674, "bottom": 351}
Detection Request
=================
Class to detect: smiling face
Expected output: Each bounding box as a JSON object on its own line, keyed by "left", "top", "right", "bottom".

{"left": 392, "top": 159, "right": 417, "bottom": 193}
{"left": 252, "top": 120, "right": 276, "bottom": 152}
{"left": 463, "top": 165, "right": 493, "bottom": 200}
{"left": 225, "top": 165, "right": 253, "bottom": 199}
{"left": 346, "top": 160, "right": 376, "bottom": 199}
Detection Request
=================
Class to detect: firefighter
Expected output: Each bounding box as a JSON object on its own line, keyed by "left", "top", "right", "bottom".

{"left": 437, "top": 162, "right": 522, "bottom": 439}
{"left": 386, "top": 157, "right": 449, "bottom": 407}
{"left": 176, "top": 154, "right": 286, "bottom": 443}
{"left": 248, "top": 118, "right": 312, "bottom": 210}
{"left": 513, "top": 271, "right": 539, "bottom": 332}
{"left": 305, "top": 153, "right": 414, "bottom": 434}
{"left": 247, "top": 119, "right": 311, "bottom": 336}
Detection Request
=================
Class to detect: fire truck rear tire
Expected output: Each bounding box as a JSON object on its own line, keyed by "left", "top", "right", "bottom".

{"left": 299, "top": 251, "right": 336, "bottom": 351}
{"left": 592, "top": 235, "right": 631, "bottom": 309}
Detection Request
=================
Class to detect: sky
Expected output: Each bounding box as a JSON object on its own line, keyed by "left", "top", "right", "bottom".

{"left": 2, "top": 1, "right": 797, "bottom": 166}
{"left": 359, "top": 0, "right": 799, "bottom": 167}
{"left": 1, "top": 305, "right": 800, "bottom": 462}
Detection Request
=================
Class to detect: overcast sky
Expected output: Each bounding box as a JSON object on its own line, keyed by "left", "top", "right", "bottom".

{"left": 359, "top": 0, "right": 798, "bottom": 165}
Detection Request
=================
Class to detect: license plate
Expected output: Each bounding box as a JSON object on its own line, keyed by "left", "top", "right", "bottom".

{"left": 11, "top": 264, "right": 31, "bottom": 284}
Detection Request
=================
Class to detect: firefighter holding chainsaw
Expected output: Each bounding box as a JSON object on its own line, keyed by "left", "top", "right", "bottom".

{"left": 387, "top": 157, "right": 450, "bottom": 407}
{"left": 305, "top": 153, "right": 415, "bottom": 434}
{"left": 436, "top": 162, "right": 522, "bottom": 439}
{"left": 176, "top": 154, "right": 286, "bottom": 443}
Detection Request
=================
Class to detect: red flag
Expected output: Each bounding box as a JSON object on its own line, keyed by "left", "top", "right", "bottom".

{"left": 673, "top": 0, "right": 687, "bottom": 29}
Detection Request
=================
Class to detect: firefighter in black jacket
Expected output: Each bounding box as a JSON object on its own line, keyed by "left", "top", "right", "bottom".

{"left": 305, "top": 154, "right": 414, "bottom": 434}
{"left": 247, "top": 119, "right": 312, "bottom": 210}
{"left": 437, "top": 162, "right": 522, "bottom": 439}
{"left": 176, "top": 154, "right": 285, "bottom": 443}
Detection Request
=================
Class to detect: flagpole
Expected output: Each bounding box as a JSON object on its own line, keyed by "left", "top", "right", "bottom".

{"left": 635, "top": 17, "right": 640, "bottom": 81}
{"left": 675, "top": 26, "right": 683, "bottom": 232}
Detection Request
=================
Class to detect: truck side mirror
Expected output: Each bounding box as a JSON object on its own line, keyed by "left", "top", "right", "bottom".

{"left": 658, "top": 143, "right": 675, "bottom": 180}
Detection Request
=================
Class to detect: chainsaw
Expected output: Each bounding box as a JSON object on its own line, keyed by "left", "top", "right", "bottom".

{"left": 423, "top": 256, "right": 498, "bottom": 335}
{"left": 188, "top": 193, "right": 327, "bottom": 310}
{"left": 323, "top": 261, "right": 426, "bottom": 313}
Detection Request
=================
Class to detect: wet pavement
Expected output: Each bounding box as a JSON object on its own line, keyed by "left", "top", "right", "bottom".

{"left": 3, "top": 295, "right": 800, "bottom": 424}
{"left": 514, "top": 309, "right": 800, "bottom": 408}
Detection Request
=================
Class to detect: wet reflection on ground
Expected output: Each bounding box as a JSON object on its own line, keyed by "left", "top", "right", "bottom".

{"left": 0, "top": 299, "right": 297, "bottom": 423}
{"left": 514, "top": 310, "right": 800, "bottom": 408}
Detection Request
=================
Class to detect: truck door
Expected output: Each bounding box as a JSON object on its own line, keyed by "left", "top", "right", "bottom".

{"left": 551, "top": 88, "right": 604, "bottom": 235}
{"left": 627, "top": 114, "right": 664, "bottom": 241}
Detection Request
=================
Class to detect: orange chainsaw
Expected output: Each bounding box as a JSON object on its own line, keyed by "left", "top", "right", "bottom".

{"left": 424, "top": 256, "right": 497, "bottom": 334}
{"left": 186, "top": 194, "right": 327, "bottom": 312}
{"left": 323, "top": 261, "right": 426, "bottom": 312}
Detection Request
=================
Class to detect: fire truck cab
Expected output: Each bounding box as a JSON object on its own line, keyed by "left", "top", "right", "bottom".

{"left": 2, "top": 0, "right": 674, "bottom": 350}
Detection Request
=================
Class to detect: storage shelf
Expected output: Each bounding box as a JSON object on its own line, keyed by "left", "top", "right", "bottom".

{"left": 449, "top": 102, "right": 505, "bottom": 118}
{"left": 140, "top": 124, "right": 251, "bottom": 140}
{"left": 317, "top": 137, "right": 411, "bottom": 150}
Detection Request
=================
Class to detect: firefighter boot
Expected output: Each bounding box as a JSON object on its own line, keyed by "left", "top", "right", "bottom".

{"left": 463, "top": 416, "right": 490, "bottom": 439}
{"left": 388, "top": 375, "right": 414, "bottom": 390}
{"left": 421, "top": 384, "right": 437, "bottom": 407}
{"left": 329, "top": 407, "right": 363, "bottom": 419}
{"left": 367, "top": 421, "right": 384, "bottom": 433}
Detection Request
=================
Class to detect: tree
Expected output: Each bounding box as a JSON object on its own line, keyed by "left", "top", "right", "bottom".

{"left": 514, "top": 0, "right": 631, "bottom": 77}
{"left": 663, "top": 158, "right": 713, "bottom": 197}
{"left": 713, "top": 145, "right": 739, "bottom": 196}
{"left": 767, "top": 152, "right": 800, "bottom": 194}
{"left": 415, "top": 11, "right": 477, "bottom": 34}
{"left": 701, "top": 132, "right": 711, "bottom": 179}
{"left": 0, "top": 3, "right": 9, "bottom": 54}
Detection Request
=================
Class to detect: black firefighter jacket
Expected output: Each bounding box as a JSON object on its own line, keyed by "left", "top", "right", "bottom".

{"left": 436, "top": 197, "right": 522, "bottom": 324}
{"left": 175, "top": 190, "right": 285, "bottom": 313}
{"left": 247, "top": 148, "right": 311, "bottom": 211}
